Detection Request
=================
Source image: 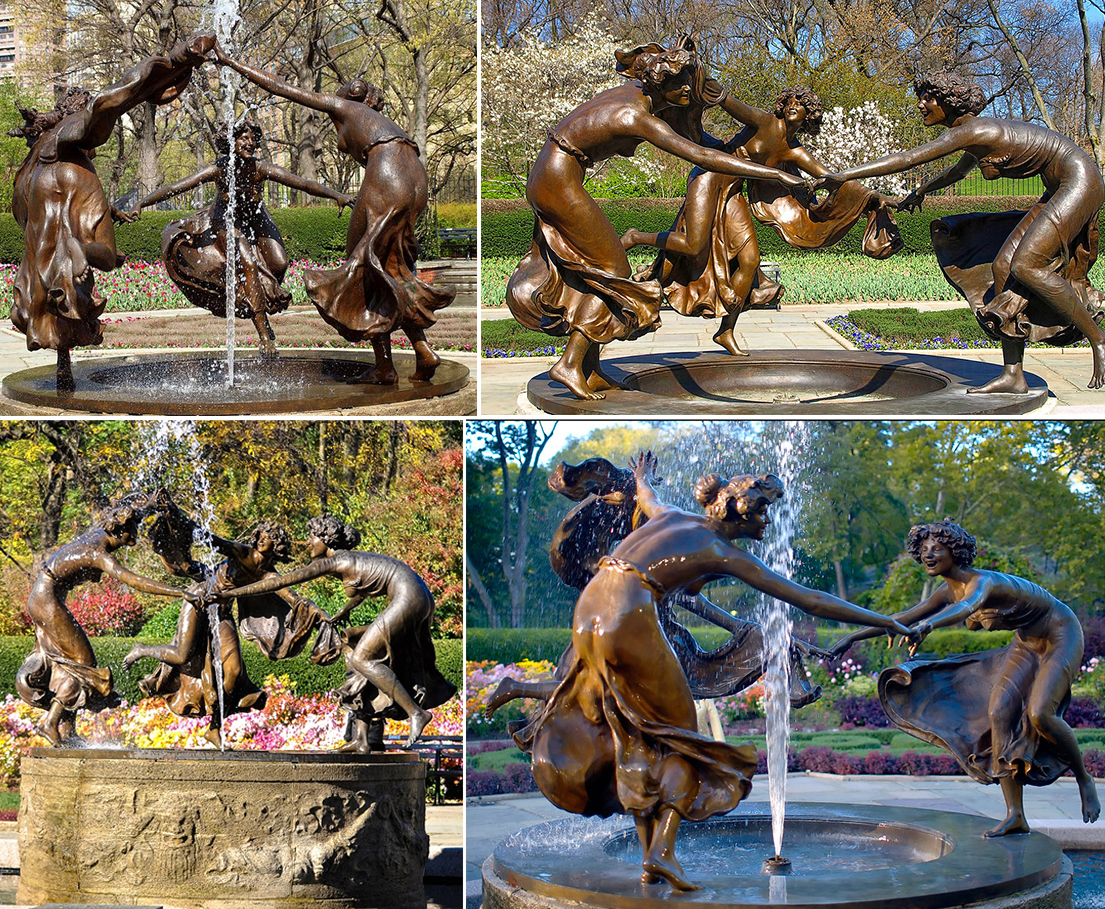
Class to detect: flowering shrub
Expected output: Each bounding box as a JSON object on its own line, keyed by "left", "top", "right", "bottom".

{"left": 0, "top": 676, "right": 463, "bottom": 790}
{"left": 835, "top": 695, "right": 891, "bottom": 728}
{"left": 805, "top": 102, "right": 910, "bottom": 196}
{"left": 466, "top": 659, "right": 557, "bottom": 737}
{"left": 66, "top": 578, "right": 148, "bottom": 637}
{"left": 716, "top": 682, "right": 766, "bottom": 723}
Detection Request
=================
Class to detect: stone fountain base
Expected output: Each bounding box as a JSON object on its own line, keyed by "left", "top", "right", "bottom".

{"left": 1, "top": 351, "right": 469, "bottom": 416}
{"left": 483, "top": 803, "right": 1071, "bottom": 909}
{"left": 18, "top": 747, "right": 429, "bottom": 908}
{"left": 524, "top": 350, "right": 1050, "bottom": 416}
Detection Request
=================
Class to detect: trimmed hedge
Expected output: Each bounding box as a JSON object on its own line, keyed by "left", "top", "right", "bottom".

{"left": 479, "top": 197, "right": 1074, "bottom": 261}
{"left": 0, "top": 635, "right": 462, "bottom": 704}
{"left": 468, "top": 625, "right": 1014, "bottom": 666}
{"left": 0, "top": 206, "right": 451, "bottom": 264}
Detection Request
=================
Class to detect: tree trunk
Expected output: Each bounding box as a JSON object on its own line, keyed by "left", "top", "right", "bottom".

{"left": 466, "top": 554, "right": 500, "bottom": 628}
{"left": 834, "top": 560, "right": 848, "bottom": 600}
{"left": 132, "top": 102, "right": 161, "bottom": 197}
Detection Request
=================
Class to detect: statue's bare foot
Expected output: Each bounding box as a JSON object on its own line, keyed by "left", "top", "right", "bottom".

{"left": 258, "top": 344, "right": 279, "bottom": 361}
{"left": 1089, "top": 344, "right": 1105, "bottom": 389}
{"left": 640, "top": 871, "right": 662, "bottom": 884}
{"left": 203, "top": 727, "right": 223, "bottom": 749}
{"left": 338, "top": 739, "right": 369, "bottom": 753}
{"left": 984, "top": 812, "right": 1030, "bottom": 836}
{"left": 966, "top": 367, "right": 1028, "bottom": 395}
{"left": 550, "top": 362, "right": 604, "bottom": 400}
{"left": 406, "top": 708, "right": 432, "bottom": 748}
{"left": 713, "top": 328, "right": 748, "bottom": 356}
{"left": 353, "top": 364, "right": 399, "bottom": 385}
{"left": 34, "top": 721, "right": 61, "bottom": 746}
{"left": 587, "top": 365, "right": 629, "bottom": 392}
{"left": 1081, "top": 780, "right": 1101, "bottom": 823}
{"left": 641, "top": 857, "right": 700, "bottom": 892}
{"left": 412, "top": 350, "right": 441, "bottom": 382}
{"left": 485, "top": 679, "right": 520, "bottom": 718}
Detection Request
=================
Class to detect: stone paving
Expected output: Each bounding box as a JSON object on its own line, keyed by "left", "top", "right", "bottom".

{"left": 478, "top": 302, "right": 1105, "bottom": 416}
{"left": 465, "top": 775, "right": 1104, "bottom": 907}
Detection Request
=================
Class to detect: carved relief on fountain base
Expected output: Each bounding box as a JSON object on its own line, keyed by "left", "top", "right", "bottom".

{"left": 18, "top": 748, "right": 429, "bottom": 908}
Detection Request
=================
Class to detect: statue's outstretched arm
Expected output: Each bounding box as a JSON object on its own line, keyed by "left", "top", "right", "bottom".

{"left": 138, "top": 165, "right": 220, "bottom": 209}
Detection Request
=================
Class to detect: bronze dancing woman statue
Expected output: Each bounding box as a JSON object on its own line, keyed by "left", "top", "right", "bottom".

{"left": 214, "top": 48, "right": 455, "bottom": 385}
{"left": 221, "top": 516, "right": 455, "bottom": 749}
{"left": 135, "top": 122, "right": 355, "bottom": 356}
{"left": 814, "top": 71, "right": 1105, "bottom": 393}
{"left": 626, "top": 86, "right": 899, "bottom": 355}
{"left": 831, "top": 520, "right": 1100, "bottom": 836}
{"left": 125, "top": 517, "right": 330, "bottom": 748}
{"left": 514, "top": 452, "right": 915, "bottom": 890}
{"left": 8, "top": 36, "right": 214, "bottom": 389}
{"left": 504, "top": 38, "right": 808, "bottom": 400}
{"left": 18, "top": 494, "right": 199, "bottom": 745}
{"left": 485, "top": 455, "right": 824, "bottom": 719}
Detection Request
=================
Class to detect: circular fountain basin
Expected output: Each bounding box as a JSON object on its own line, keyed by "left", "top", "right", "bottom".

{"left": 525, "top": 350, "right": 1049, "bottom": 416}
{"left": 483, "top": 803, "right": 1069, "bottom": 909}
{"left": 2, "top": 351, "right": 469, "bottom": 415}
{"left": 18, "top": 747, "right": 429, "bottom": 908}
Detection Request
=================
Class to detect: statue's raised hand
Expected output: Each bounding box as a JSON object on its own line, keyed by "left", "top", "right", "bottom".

{"left": 337, "top": 194, "right": 357, "bottom": 214}
{"left": 629, "top": 450, "right": 661, "bottom": 485}
{"left": 897, "top": 189, "right": 925, "bottom": 213}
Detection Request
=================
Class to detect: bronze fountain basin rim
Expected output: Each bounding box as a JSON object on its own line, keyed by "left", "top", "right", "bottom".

{"left": 525, "top": 349, "right": 1050, "bottom": 416}
{"left": 487, "top": 802, "right": 1065, "bottom": 909}
{"left": 1, "top": 350, "right": 469, "bottom": 416}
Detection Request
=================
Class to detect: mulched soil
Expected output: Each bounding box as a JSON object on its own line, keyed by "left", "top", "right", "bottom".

{"left": 97, "top": 306, "right": 475, "bottom": 352}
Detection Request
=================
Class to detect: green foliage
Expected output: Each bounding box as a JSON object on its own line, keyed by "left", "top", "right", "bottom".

{"left": 466, "top": 628, "right": 573, "bottom": 662}
{"left": 138, "top": 604, "right": 183, "bottom": 638}
{"left": 479, "top": 197, "right": 1047, "bottom": 261}
{"left": 436, "top": 203, "right": 477, "bottom": 229}
{"left": 0, "top": 635, "right": 462, "bottom": 704}
{"left": 481, "top": 319, "right": 568, "bottom": 353}
{"left": 846, "top": 307, "right": 992, "bottom": 344}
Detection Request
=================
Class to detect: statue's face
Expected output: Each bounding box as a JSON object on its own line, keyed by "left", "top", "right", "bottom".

{"left": 235, "top": 129, "right": 257, "bottom": 158}
{"left": 918, "top": 92, "right": 947, "bottom": 127}
{"left": 919, "top": 537, "right": 955, "bottom": 576}
{"left": 659, "top": 69, "right": 692, "bottom": 108}
{"left": 782, "top": 96, "right": 807, "bottom": 127}
{"left": 308, "top": 534, "right": 329, "bottom": 558}
{"left": 737, "top": 501, "right": 771, "bottom": 541}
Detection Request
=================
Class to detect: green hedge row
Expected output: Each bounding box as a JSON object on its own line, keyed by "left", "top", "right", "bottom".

{"left": 479, "top": 197, "right": 1060, "bottom": 260}
{"left": 466, "top": 626, "right": 1014, "bottom": 666}
{"left": 0, "top": 206, "right": 451, "bottom": 264}
{"left": 0, "top": 635, "right": 462, "bottom": 704}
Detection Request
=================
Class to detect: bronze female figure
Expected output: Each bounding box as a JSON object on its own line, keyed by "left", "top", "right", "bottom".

{"left": 8, "top": 36, "right": 213, "bottom": 389}
{"left": 814, "top": 71, "right": 1105, "bottom": 392}
{"left": 125, "top": 519, "right": 328, "bottom": 747}
{"left": 221, "top": 516, "right": 455, "bottom": 749}
{"left": 505, "top": 39, "right": 808, "bottom": 400}
{"left": 214, "top": 49, "right": 454, "bottom": 385}
{"left": 135, "top": 122, "right": 355, "bottom": 356}
{"left": 831, "top": 520, "right": 1100, "bottom": 837}
{"left": 18, "top": 495, "right": 199, "bottom": 745}
{"left": 515, "top": 453, "right": 914, "bottom": 890}
{"left": 626, "top": 86, "right": 898, "bottom": 355}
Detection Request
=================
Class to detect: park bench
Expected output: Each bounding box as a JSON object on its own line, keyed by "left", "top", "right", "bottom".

{"left": 385, "top": 734, "right": 462, "bottom": 803}
{"left": 439, "top": 227, "right": 476, "bottom": 258}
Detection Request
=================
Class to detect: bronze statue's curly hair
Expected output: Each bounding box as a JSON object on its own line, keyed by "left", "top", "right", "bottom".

{"left": 306, "top": 515, "right": 362, "bottom": 551}
{"left": 773, "top": 85, "right": 824, "bottom": 136}
{"left": 693, "top": 473, "right": 785, "bottom": 523}
{"left": 906, "top": 520, "right": 977, "bottom": 567}
{"left": 94, "top": 492, "right": 151, "bottom": 537}
{"left": 8, "top": 87, "right": 92, "bottom": 146}
{"left": 616, "top": 35, "right": 700, "bottom": 91}
{"left": 214, "top": 120, "right": 263, "bottom": 156}
{"left": 913, "top": 71, "right": 987, "bottom": 119}
{"left": 251, "top": 520, "right": 293, "bottom": 562}
{"left": 337, "top": 78, "right": 385, "bottom": 112}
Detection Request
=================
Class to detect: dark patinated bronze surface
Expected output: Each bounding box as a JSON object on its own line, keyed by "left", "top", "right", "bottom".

{"left": 2, "top": 352, "right": 469, "bottom": 415}
{"left": 815, "top": 70, "right": 1105, "bottom": 392}
{"left": 215, "top": 48, "right": 455, "bottom": 386}
{"left": 486, "top": 803, "right": 1065, "bottom": 909}
{"left": 526, "top": 350, "right": 1048, "bottom": 415}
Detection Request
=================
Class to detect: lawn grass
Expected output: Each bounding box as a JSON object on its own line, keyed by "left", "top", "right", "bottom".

{"left": 480, "top": 252, "right": 953, "bottom": 309}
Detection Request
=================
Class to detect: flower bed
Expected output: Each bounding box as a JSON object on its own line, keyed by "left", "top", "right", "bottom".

{"left": 0, "top": 675, "right": 463, "bottom": 797}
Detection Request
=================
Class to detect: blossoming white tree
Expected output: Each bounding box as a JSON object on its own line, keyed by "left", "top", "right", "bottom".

{"left": 805, "top": 101, "right": 911, "bottom": 196}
